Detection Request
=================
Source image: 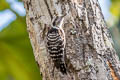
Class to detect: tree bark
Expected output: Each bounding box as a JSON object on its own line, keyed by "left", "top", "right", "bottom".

{"left": 22, "top": 0, "right": 120, "bottom": 80}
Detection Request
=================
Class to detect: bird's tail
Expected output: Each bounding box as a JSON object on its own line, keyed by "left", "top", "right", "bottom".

{"left": 59, "top": 63, "right": 67, "bottom": 74}
{"left": 54, "top": 60, "right": 67, "bottom": 74}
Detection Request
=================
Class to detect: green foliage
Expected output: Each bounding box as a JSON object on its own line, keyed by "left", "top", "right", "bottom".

{"left": 0, "top": 0, "right": 10, "bottom": 10}
{"left": 109, "top": 0, "right": 120, "bottom": 57}
{"left": 0, "top": 16, "right": 41, "bottom": 80}
{"left": 110, "top": 0, "right": 120, "bottom": 17}
{"left": 0, "top": 0, "right": 41, "bottom": 80}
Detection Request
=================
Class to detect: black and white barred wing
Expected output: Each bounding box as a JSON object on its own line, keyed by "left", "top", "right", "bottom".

{"left": 46, "top": 27, "right": 66, "bottom": 74}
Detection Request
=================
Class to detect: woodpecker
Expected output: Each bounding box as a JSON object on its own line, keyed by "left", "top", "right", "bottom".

{"left": 46, "top": 16, "right": 67, "bottom": 74}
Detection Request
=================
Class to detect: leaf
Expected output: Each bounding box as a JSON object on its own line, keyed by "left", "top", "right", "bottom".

{"left": 110, "top": 0, "right": 120, "bottom": 17}
{"left": 0, "top": 0, "right": 10, "bottom": 10}
{"left": 0, "top": 17, "right": 41, "bottom": 80}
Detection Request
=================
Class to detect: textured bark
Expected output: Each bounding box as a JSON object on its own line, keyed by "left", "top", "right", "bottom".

{"left": 22, "top": 0, "right": 120, "bottom": 80}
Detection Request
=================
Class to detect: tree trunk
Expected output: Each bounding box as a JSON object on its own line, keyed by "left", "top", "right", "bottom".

{"left": 22, "top": 0, "right": 120, "bottom": 80}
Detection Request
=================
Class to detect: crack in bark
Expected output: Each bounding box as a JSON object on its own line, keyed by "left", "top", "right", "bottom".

{"left": 44, "top": 0, "right": 53, "bottom": 20}
{"left": 107, "top": 61, "right": 119, "bottom": 80}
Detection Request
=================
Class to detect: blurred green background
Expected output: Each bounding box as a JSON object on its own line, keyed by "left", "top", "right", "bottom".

{"left": 0, "top": 0, "right": 120, "bottom": 80}
{"left": 0, "top": 0, "right": 41, "bottom": 80}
